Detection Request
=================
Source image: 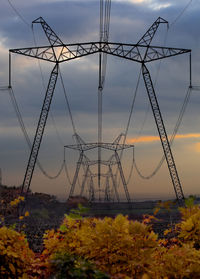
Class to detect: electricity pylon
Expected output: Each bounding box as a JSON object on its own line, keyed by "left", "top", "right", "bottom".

{"left": 65, "top": 134, "right": 133, "bottom": 202}
{"left": 9, "top": 16, "right": 191, "bottom": 202}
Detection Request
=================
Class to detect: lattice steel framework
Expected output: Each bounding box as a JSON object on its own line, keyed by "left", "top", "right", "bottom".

{"left": 65, "top": 134, "right": 133, "bottom": 202}
{"left": 9, "top": 16, "right": 191, "bottom": 201}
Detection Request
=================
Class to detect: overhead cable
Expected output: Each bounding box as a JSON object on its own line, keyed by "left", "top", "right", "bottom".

{"left": 7, "top": 2, "right": 73, "bottom": 149}
{"left": 8, "top": 86, "right": 64, "bottom": 179}
{"left": 59, "top": 68, "right": 77, "bottom": 135}
{"left": 133, "top": 0, "right": 193, "bottom": 179}
{"left": 6, "top": 0, "right": 30, "bottom": 27}
{"left": 135, "top": 26, "right": 169, "bottom": 141}
{"left": 97, "top": 0, "right": 112, "bottom": 194}
{"left": 63, "top": 148, "right": 72, "bottom": 185}
{"left": 115, "top": 19, "right": 169, "bottom": 186}
{"left": 32, "top": 26, "right": 66, "bottom": 146}
{"left": 114, "top": 67, "right": 141, "bottom": 186}
{"left": 170, "top": 0, "right": 193, "bottom": 27}
{"left": 32, "top": 24, "right": 78, "bottom": 149}
{"left": 134, "top": 86, "right": 192, "bottom": 179}
{"left": 6, "top": 2, "right": 67, "bottom": 179}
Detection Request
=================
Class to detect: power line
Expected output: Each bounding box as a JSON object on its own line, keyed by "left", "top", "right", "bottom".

{"left": 116, "top": 20, "right": 169, "bottom": 185}
{"left": 5, "top": 1, "right": 67, "bottom": 179}
{"left": 59, "top": 68, "right": 77, "bottom": 135}
{"left": 32, "top": 26, "right": 65, "bottom": 147}
{"left": 6, "top": 0, "right": 68, "bottom": 148}
{"left": 170, "top": 0, "right": 193, "bottom": 27}
{"left": 5, "top": 7, "right": 81, "bottom": 186}
{"left": 113, "top": 67, "right": 141, "bottom": 188}
{"left": 132, "top": 0, "right": 193, "bottom": 179}
{"left": 134, "top": 86, "right": 192, "bottom": 179}
{"left": 8, "top": 86, "right": 64, "bottom": 179}
{"left": 5, "top": 0, "right": 192, "bottom": 198}
{"left": 135, "top": 26, "right": 169, "bottom": 141}
{"left": 6, "top": 0, "right": 30, "bottom": 27}
{"left": 32, "top": 25, "right": 78, "bottom": 141}
{"left": 133, "top": 0, "right": 192, "bottom": 147}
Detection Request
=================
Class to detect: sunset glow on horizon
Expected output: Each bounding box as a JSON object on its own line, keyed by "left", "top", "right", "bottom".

{"left": 127, "top": 133, "right": 200, "bottom": 144}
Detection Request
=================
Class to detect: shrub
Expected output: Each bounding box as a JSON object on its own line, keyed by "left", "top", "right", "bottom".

{"left": 43, "top": 214, "right": 158, "bottom": 278}
{"left": 151, "top": 244, "right": 200, "bottom": 278}
{"left": 0, "top": 226, "right": 34, "bottom": 278}
{"left": 177, "top": 197, "right": 200, "bottom": 248}
{"left": 49, "top": 252, "right": 110, "bottom": 279}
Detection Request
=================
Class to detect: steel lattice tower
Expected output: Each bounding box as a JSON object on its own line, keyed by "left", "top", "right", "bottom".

{"left": 9, "top": 15, "right": 191, "bottom": 202}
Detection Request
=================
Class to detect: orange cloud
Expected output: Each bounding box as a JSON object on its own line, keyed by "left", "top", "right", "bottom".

{"left": 127, "top": 133, "right": 200, "bottom": 144}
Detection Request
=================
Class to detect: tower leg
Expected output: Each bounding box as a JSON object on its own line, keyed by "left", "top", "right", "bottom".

{"left": 142, "top": 63, "right": 184, "bottom": 202}
{"left": 21, "top": 64, "right": 59, "bottom": 195}
{"left": 109, "top": 165, "right": 120, "bottom": 202}
{"left": 89, "top": 177, "right": 95, "bottom": 201}
{"left": 80, "top": 165, "right": 89, "bottom": 196}
{"left": 69, "top": 152, "right": 84, "bottom": 197}
{"left": 115, "top": 151, "right": 131, "bottom": 203}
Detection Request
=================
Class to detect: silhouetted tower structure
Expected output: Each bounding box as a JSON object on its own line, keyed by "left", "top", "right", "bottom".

{"left": 65, "top": 133, "right": 133, "bottom": 202}
{"left": 9, "top": 13, "right": 191, "bottom": 202}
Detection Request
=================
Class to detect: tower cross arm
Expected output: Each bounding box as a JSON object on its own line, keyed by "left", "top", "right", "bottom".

{"left": 32, "top": 16, "right": 64, "bottom": 46}
{"left": 9, "top": 42, "right": 191, "bottom": 64}
{"left": 137, "top": 17, "right": 168, "bottom": 46}
{"left": 144, "top": 45, "right": 191, "bottom": 63}
{"left": 9, "top": 46, "right": 57, "bottom": 63}
{"left": 9, "top": 42, "right": 101, "bottom": 63}
{"left": 101, "top": 43, "right": 191, "bottom": 63}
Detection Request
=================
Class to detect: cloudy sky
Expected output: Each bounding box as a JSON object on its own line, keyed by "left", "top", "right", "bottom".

{"left": 0, "top": 0, "right": 200, "bottom": 201}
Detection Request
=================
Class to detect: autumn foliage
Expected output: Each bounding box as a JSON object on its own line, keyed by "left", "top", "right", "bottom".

{"left": 1, "top": 197, "right": 200, "bottom": 278}
{"left": 0, "top": 226, "right": 34, "bottom": 278}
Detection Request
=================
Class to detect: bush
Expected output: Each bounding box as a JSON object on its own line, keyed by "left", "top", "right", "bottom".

{"left": 49, "top": 252, "right": 109, "bottom": 279}
{"left": 177, "top": 197, "right": 200, "bottom": 248}
{"left": 1, "top": 197, "right": 200, "bottom": 279}
{"left": 0, "top": 226, "right": 34, "bottom": 278}
{"left": 151, "top": 244, "right": 200, "bottom": 278}
{"left": 43, "top": 214, "right": 158, "bottom": 278}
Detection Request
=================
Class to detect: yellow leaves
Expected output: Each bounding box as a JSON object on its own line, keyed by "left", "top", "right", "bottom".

{"left": 43, "top": 214, "right": 158, "bottom": 278}
{"left": 0, "top": 226, "right": 34, "bottom": 278}
{"left": 157, "top": 200, "right": 174, "bottom": 211}
{"left": 2, "top": 202, "right": 200, "bottom": 278}
{"left": 21, "top": 274, "right": 29, "bottom": 279}
{"left": 179, "top": 204, "right": 200, "bottom": 221}
{"left": 142, "top": 214, "right": 156, "bottom": 225}
{"left": 153, "top": 207, "right": 160, "bottom": 215}
{"left": 18, "top": 210, "right": 29, "bottom": 221}
{"left": 164, "top": 228, "right": 172, "bottom": 236}
{"left": 24, "top": 211, "right": 29, "bottom": 217}
{"left": 10, "top": 200, "right": 18, "bottom": 206}
{"left": 152, "top": 244, "right": 200, "bottom": 278}
{"left": 9, "top": 263, "right": 15, "bottom": 273}
{"left": 10, "top": 196, "right": 24, "bottom": 207}
{"left": 178, "top": 209, "right": 200, "bottom": 247}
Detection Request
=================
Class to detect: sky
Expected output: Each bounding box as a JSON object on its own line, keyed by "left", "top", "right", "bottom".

{"left": 0, "top": 0, "right": 200, "bottom": 201}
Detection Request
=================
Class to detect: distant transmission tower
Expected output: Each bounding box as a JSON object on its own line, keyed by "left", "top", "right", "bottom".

{"left": 65, "top": 133, "right": 133, "bottom": 202}
{"left": 9, "top": 3, "right": 191, "bottom": 203}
